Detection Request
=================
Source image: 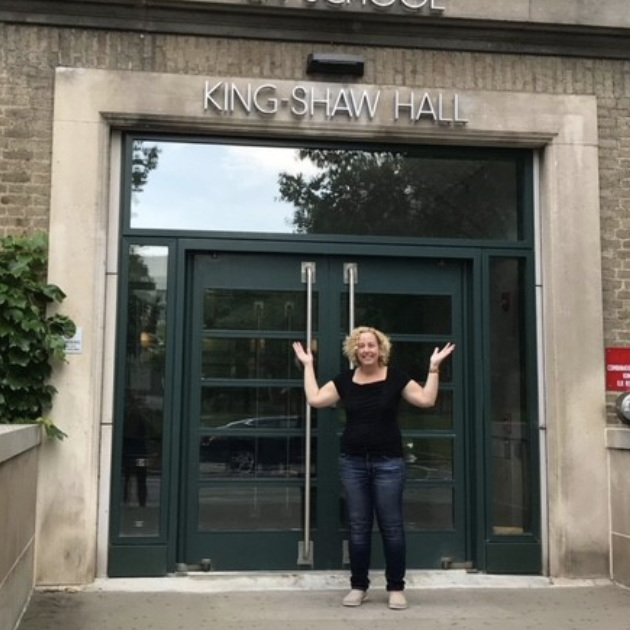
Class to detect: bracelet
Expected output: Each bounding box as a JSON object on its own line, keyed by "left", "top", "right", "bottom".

{"left": 428, "top": 366, "right": 439, "bottom": 374}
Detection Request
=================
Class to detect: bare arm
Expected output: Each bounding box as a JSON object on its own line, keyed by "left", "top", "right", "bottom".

{"left": 402, "top": 342, "right": 455, "bottom": 408}
{"left": 292, "top": 342, "right": 340, "bottom": 408}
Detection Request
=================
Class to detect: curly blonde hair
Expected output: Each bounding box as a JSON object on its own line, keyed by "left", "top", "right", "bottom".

{"left": 343, "top": 326, "right": 392, "bottom": 367}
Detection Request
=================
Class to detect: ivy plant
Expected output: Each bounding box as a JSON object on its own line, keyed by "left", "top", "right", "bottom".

{"left": 0, "top": 233, "right": 76, "bottom": 440}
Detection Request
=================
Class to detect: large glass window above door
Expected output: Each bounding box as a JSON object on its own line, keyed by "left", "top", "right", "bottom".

{"left": 127, "top": 138, "right": 528, "bottom": 241}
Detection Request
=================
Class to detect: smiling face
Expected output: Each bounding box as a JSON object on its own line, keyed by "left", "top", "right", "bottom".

{"left": 343, "top": 326, "right": 392, "bottom": 367}
{"left": 356, "top": 331, "right": 381, "bottom": 367}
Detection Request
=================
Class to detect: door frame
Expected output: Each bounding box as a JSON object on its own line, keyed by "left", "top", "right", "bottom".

{"left": 164, "top": 237, "right": 537, "bottom": 573}
{"left": 107, "top": 234, "right": 540, "bottom": 576}
{"left": 178, "top": 250, "right": 470, "bottom": 571}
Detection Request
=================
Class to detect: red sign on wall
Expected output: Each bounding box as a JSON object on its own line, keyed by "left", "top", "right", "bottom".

{"left": 606, "top": 348, "right": 630, "bottom": 391}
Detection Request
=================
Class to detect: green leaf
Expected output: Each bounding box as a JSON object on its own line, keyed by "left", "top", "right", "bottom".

{"left": 41, "top": 284, "right": 67, "bottom": 302}
{"left": 0, "top": 233, "right": 76, "bottom": 439}
{"left": 37, "top": 417, "right": 68, "bottom": 441}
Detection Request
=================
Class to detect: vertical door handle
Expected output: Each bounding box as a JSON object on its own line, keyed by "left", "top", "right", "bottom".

{"left": 298, "top": 262, "right": 316, "bottom": 566}
{"left": 344, "top": 263, "right": 358, "bottom": 366}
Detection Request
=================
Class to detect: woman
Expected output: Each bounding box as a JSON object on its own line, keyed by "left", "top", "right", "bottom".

{"left": 293, "top": 326, "right": 455, "bottom": 610}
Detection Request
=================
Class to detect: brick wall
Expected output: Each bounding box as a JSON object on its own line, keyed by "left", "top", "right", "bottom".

{"left": 0, "top": 23, "right": 628, "bottom": 420}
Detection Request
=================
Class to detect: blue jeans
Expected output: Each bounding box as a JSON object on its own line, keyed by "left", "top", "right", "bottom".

{"left": 339, "top": 453, "right": 407, "bottom": 592}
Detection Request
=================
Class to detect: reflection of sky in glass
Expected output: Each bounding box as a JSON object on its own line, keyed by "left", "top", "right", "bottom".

{"left": 131, "top": 143, "right": 320, "bottom": 232}
{"left": 132, "top": 245, "right": 168, "bottom": 290}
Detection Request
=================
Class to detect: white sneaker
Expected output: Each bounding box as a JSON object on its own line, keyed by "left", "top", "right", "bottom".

{"left": 342, "top": 589, "right": 368, "bottom": 607}
{"left": 388, "top": 591, "right": 408, "bottom": 610}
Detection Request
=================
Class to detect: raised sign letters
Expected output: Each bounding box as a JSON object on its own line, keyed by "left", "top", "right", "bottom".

{"left": 304, "top": 0, "right": 446, "bottom": 12}
{"left": 203, "top": 81, "right": 468, "bottom": 126}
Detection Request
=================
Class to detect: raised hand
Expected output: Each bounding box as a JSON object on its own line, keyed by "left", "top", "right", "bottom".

{"left": 293, "top": 341, "right": 314, "bottom": 366}
{"left": 429, "top": 342, "right": 456, "bottom": 370}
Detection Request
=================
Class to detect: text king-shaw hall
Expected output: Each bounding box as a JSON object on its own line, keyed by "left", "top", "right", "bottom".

{"left": 1, "top": 0, "right": 630, "bottom": 589}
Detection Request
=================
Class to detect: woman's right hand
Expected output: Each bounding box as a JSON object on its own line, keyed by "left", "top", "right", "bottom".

{"left": 292, "top": 341, "right": 313, "bottom": 366}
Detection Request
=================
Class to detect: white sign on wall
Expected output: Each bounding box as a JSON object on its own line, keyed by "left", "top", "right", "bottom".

{"left": 64, "top": 327, "right": 83, "bottom": 355}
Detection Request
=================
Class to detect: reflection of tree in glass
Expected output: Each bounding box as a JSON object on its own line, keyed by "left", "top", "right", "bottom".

{"left": 204, "top": 290, "right": 306, "bottom": 332}
{"left": 127, "top": 251, "right": 164, "bottom": 359}
{"left": 278, "top": 149, "right": 519, "bottom": 239}
{"left": 131, "top": 141, "right": 161, "bottom": 192}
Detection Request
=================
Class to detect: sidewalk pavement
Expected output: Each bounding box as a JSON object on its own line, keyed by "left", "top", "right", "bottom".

{"left": 15, "top": 573, "right": 630, "bottom": 630}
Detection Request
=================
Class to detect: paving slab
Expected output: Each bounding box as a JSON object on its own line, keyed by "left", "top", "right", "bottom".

{"left": 15, "top": 581, "right": 630, "bottom": 630}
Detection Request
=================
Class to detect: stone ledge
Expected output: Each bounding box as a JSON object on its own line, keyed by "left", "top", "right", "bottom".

{"left": 0, "top": 425, "right": 41, "bottom": 464}
{"left": 606, "top": 427, "right": 630, "bottom": 450}
{"left": 4, "top": 1, "right": 630, "bottom": 61}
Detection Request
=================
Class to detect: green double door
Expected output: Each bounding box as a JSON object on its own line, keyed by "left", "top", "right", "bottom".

{"left": 182, "top": 251, "right": 468, "bottom": 571}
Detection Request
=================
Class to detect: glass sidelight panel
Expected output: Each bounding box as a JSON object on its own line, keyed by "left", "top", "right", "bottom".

{"left": 489, "top": 258, "right": 532, "bottom": 536}
{"left": 118, "top": 245, "right": 168, "bottom": 538}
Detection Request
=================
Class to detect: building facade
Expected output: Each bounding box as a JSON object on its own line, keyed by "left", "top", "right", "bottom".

{"left": 1, "top": 0, "right": 629, "bottom": 585}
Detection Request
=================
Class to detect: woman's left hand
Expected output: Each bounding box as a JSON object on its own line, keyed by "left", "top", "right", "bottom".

{"left": 430, "top": 342, "right": 456, "bottom": 370}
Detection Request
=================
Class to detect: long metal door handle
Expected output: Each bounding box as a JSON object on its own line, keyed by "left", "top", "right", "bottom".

{"left": 344, "top": 263, "right": 358, "bottom": 366}
{"left": 298, "top": 262, "right": 316, "bottom": 566}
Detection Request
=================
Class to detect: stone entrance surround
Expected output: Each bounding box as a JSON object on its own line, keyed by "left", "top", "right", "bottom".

{"left": 41, "top": 67, "right": 605, "bottom": 584}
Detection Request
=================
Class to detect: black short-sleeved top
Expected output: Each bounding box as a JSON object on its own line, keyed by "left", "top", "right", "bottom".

{"left": 333, "top": 366, "right": 412, "bottom": 458}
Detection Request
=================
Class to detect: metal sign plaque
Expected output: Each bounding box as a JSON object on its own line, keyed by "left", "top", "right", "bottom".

{"left": 606, "top": 348, "right": 630, "bottom": 391}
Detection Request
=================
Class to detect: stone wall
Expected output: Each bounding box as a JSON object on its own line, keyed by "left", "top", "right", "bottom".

{"left": 0, "top": 22, "right": 628, "bottom": 583}
{"left": 0, "top": 426, "right": 41, "bottom": 630}
{"left": 0, "top": 24, "right": 628, "bottom": 387}
{"left": 607, "top": 428, "right": 630, "bottom": 587}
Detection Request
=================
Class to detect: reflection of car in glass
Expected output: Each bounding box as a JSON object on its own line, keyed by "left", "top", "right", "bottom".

{"left": 200, "top": 416, "right": 307, "bottom": 475}
{"left": 403, "top": 441, "right": 453, "bottom": 480}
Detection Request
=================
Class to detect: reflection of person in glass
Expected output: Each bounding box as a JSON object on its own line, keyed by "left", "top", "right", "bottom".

{"left": 123, "top": 392, "right": 149, "bottom": 508}
{"left": 293, "top": 327, "right": 454, "bottom": 610}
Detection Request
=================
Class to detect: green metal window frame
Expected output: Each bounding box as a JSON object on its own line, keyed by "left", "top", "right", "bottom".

{"left": 109, "top": 132, "right": 540, "bottom": 576}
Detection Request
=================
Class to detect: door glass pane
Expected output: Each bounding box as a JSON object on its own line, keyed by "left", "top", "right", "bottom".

{"left": 342, "top": 294, "right": 452, "bottom": 335}
{"left": 198, "top": 484, "right": 313, "bottom": 531}
{"left": 203, "top": 289, "right": 315, "bottom": 331}
{"left": 404, "top": 487, "right": 454, "bottom": 531}
{"left": 340, "top": 486, "right": 454, "bottom": 532}
{"left": 199, "top": 434, "right": 316, "bottom": 478}
{"left": 118, "top": 245, "right": 168, "bottom": 538}
{"left": 130, "top": 139, "right": 524, "bottom": 241}
{"left": 404, "top": 438, "right": 454, "bottom": 481}
{"left": 391, "top": 341, "right": 454, "bottom": 384}
{"left": 200, "top": 387, "right": 306, "bottom": 428}
{"left": 337, "top": 341, "right": 453, "bottom": 383}
{"left": 489, "top": 258, "right": 532, "bottom": 536}
{"left": 398, "top": 392, "right": 454, "bottom": 431}
{"left": 201, "top": 337, "right": 304, "bottom": 380}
